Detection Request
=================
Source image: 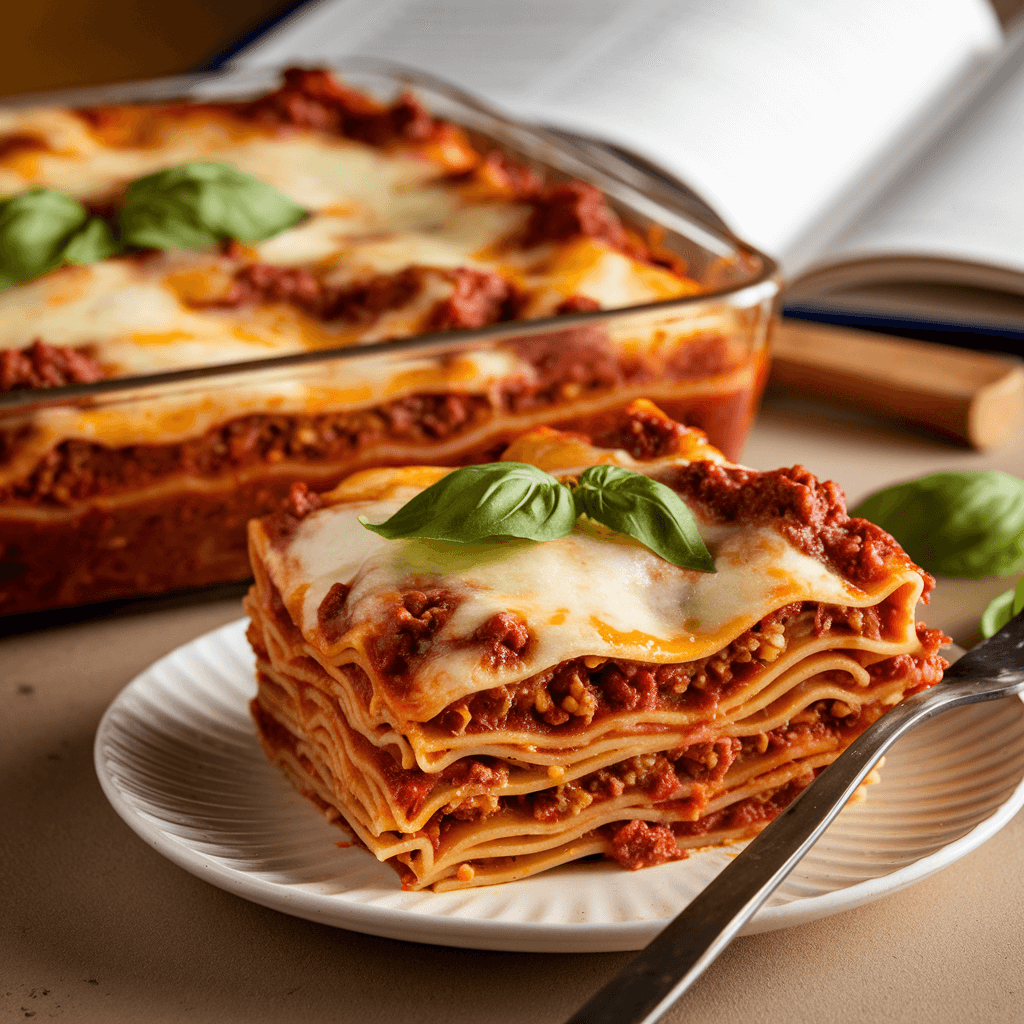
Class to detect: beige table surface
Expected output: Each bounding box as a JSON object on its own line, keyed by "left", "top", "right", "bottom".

{"left": 4, "top": 391, "right": 1024, "bottom": 1024}
{"left": 3, "top": 2, "right": 1024, "bottom": 1019}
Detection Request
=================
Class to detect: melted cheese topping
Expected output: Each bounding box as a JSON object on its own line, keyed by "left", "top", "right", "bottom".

{"left": 0, "top": 106, "right": 696, "bottom": 371}
{"left": 0, "top": 97, "right": 710, "bottom": 462}
{"left": 252, "top": 440, "right": 923, "bottom": 722}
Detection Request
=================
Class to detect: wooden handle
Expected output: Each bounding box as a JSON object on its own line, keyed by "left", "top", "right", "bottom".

{"left": 769, "top": 318, "right": 1024, "bottom": 449}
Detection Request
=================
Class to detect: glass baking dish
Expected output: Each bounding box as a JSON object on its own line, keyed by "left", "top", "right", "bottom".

{"left": 0, "top": 59, "right": 780, "bottom": 615}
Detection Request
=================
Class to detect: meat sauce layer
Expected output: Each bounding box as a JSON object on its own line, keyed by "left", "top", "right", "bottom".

{"left": 427, "top": 602, "right": 944, "bottom": 738}
{"left": 0, "top": 332, "right": 745, "bottom": 506}
{"left": 332, "top": 585, "right": 942, "bottom": 727}
{"left": 264, "top": 675, "right": 934, "bottom": 880}
{"left": 316, "top": 641, "right": 943, "bottom": 836}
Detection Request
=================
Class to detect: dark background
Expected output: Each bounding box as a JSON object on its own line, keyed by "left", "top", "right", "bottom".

{"left": 0, "top": 0, "right": 299, "bottom": 98}
{"left": 0, "top": 0, "right": 1020, "bottom": 100}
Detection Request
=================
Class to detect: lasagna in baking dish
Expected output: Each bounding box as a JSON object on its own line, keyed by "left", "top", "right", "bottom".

{"left": 244, "top": 402, "right": 947, "bottom": 890}
{"left": 0, "top": 67, "right": 773, "bottom": 615}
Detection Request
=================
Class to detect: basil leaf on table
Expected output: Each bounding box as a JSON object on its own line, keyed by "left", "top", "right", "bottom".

{"left": 0, "top": 188, "right": 91, "bottom": 287}
{"left": 981, "top": 577, "right": 1024, "bottom": 638}
{"left": 360, "top": 463, "right": 577, "bottom": 543}
{"left": 574, "top": 464, "right": 715, "bottom": 572}
{"left": 120, "top": 162, "right": 309, "bottom": 250}
{"left": 852, "top": 471, "right": 1024, "bottom": 577}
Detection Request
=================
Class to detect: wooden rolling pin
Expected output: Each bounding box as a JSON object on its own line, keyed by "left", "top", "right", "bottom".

{"left": 770, "top": 318, "right": 1024, "bottom": 449}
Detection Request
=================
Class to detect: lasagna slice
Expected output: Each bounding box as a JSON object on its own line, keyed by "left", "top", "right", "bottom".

{"left": 245, "top": 401, "right": 947, "bottom": 890}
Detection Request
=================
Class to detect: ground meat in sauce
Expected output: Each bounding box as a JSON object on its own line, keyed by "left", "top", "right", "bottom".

{"left": 426, "top": 268, "right": 519, "bottom": 330}
{"left": 521, "top": 180, "right": 631, "bottom": 252}
{"left": 517, "top": 715, "right": 843, "bottom": 828}
{"left": 870, "top": 646, "right": 946, "bottom": 694}
{"left": 667, "top": 334, "right": 734, "bottom": 379}
{"left": 528, "top": 753, "right": 690, "bottom": 825}
{"left": 0, "top": 393, "right": 489, "bottom": 505}
{"left": 317, "top": 582, "right": 351, "bottom": 643}
{"left": 516, "top": 181, "right": 688, "bottom": 277}
{"left": 662, "top": 461, "right": 934, "bottom": 594}
{"left": 1, "top": 340, "right": 104, "bottom": 392}
{"left": 554, "top": 295, "right": 601, "bottom": 314}
{"left": 1, "top": 340, "right": 733, "bottom": 513}
{"left": 676, "top": 738, "right": 743, "bottom": 786}
{"left": 375, "top": 762, "right": 436, "bottom": 820}
{"left": 0, "top": 133, "right": 52, "bottom": 160}
{"left": 218, "top": 264, "right": 322, "bottom": 310}
{"left": 379, "top": 757, "right": 513, "bottom": 822}
{"left": 510, "top": 328, "right": 630, "bottom": 409}
{"left": 260, "top": 482, "right": 325, "bottom": 549}
{"left": 474, "top": 612, "right": 532, "bottom": 668}
{"left": 592, "top": 401, "right": 694, "bottom": 459}
{"left": 456, "top": 150, "right": 544, "bottom": 197}
{"left": 608, "top": 819, "right": 688, "bottom": 870}
{"left": 204, "top": 264, "right": 426, "bottom": 322}
{"left": 237, "top": 68, "right": 444, "bottom": 146}
{"left": 365, "top": 588, "right": 461, "bottom": 684}
{"left": 284, "top": 480, "right": 323, "bottom": 517}
{"left": 202, "top": 261, "right": 527, "bottom": 332}
{"left": 672, "top": 774, "right": 819, "bottom": 840}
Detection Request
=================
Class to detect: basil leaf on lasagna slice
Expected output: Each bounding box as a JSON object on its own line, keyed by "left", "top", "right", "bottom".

{"left": 244, "top": 401, "right": 948, "bottom": 890}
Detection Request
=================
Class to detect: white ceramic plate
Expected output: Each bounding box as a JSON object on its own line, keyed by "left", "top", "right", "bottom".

{"left": 95, "top": 619, "right": 1024, "bottom": 952}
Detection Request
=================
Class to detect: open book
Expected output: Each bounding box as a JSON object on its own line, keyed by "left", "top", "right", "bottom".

{"left": 228, "top": 0, "right": 1024, "bottom": 335}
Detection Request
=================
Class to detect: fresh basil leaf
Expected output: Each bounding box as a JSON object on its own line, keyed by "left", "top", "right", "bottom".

{"left": 360, "top": 463, "right": 577, "bottom": 543}
{"left": 574, "top": 464, "right": 715, "bottom": 572}
{"left": 980, "top": 576, "right": 1024, "bottom": 638}
{"left": 0, "top": 188, "right": 89, "bottom": 288}
{"left": 981, "top": 587, "right": 1015, "bottom": 638}
{"left": 62, "top": 216, "right": 119, "bottom": 264}
{"left": 852, "top": 471, "right": 1024, "bottom": 577}
{"left": 120, "top": 162, "right": 309, "bottom": 250}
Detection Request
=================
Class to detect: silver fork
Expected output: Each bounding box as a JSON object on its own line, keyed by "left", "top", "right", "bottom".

{"left": 562, "top": 610, "right": 1024, "bottom": 1024}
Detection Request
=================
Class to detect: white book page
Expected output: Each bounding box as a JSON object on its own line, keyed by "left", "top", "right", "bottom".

{"left": 810, "top": 25, "right": 1024, "bottom": 285}
{"left": 233, "top": 0, "right": 1001, "bottom": 265}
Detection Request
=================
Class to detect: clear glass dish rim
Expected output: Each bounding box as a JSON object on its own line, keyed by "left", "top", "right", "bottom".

{"left": 0, "top": 56, "right": 781, "bottom": 417}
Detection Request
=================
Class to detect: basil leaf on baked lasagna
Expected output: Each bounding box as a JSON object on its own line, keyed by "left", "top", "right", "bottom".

{"left": 359, "top": 462, "right": 577, "bottom": 543}
{"left": 0, "top": 188, "right": 115, "bottom": 287}
{"left": 120, "top": 161, "right": 310, "bottom": 250}
{"left": 574, "top": 463, "right": 715, "bottom": 571}
{"left": 360, "top": 459, "right": 715, "bottom": 571}
{"left": 62, "top": 216, "right": 120, "bottom": 265}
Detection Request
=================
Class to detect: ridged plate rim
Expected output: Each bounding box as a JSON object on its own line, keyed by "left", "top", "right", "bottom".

{"left": 94, "top": 619, "right": 1024, "bottom": 952}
